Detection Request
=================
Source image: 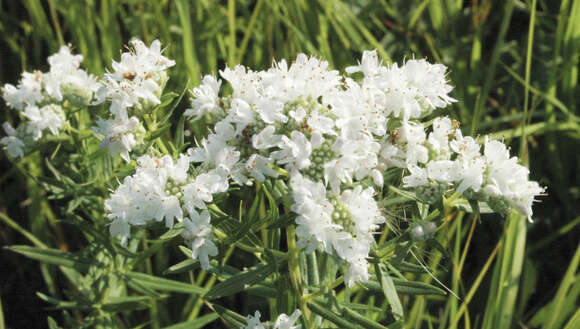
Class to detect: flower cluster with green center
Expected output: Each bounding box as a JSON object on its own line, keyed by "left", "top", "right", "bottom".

{"left": 1, "top": 43, "right": 544, "bottom": 289}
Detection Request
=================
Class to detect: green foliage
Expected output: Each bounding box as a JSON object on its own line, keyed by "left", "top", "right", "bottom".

{"left": 1, "top": 0, "right": 579, "bottom": 328}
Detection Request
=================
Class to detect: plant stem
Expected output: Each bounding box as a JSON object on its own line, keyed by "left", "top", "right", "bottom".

{"left": 286, "top": 225, "right": 311, "bottom": 328}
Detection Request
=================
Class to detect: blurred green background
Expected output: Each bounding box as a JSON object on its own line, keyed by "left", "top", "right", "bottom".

{"left": 1, "top": 0, "right": 579, "bottom": 328}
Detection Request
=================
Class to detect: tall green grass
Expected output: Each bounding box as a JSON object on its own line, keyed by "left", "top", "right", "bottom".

{"left": 1, "top": 0, "right": 579, "bottom": 328}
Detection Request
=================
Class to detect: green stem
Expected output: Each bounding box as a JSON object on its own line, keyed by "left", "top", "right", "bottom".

{"left": 286, "top": 225, "right": 311, "bottom": 328}
{"left": 0, "top": 211, "right": 47, "bottom": 249}
{"left": 144, "top": 232, "right": 160, "bottom": 329}
{"left": 189, "top": 246, "right": 235, "bottom": 320}
{"left": 520, "top": 0, "right": 537, "bottom": 161}
{"left": 304, "top": 277, "right": 344, "bottom": 301}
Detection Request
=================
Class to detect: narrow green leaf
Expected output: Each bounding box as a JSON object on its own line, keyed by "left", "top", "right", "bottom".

{"left": 397, "top": 261, "right": 428, "bottom": 273}
{"left": 308, "top": 300, "right": 363, "bottom": 329}
{"left": 174, "top": 114, "right": 185, "bottom": 152}
{"left": 0, "top": 212, "right": 47, "bottom": 248}
{"left": 343, "top": 306, "right": 390, "bottom": 329}
{"left": 267, "top": 213, "right": 296, "bottom": 230}
{"left": 175, "top": 0, "right": 199, "bottom": 86}
{"left": 125, "top": 271, "right": 206, "bottom": 295}
{"left": 36, "top": 292, "right": 92, "bottom": 311}
{"left": 129, "top": 242, "right": 165, "bottom": 267}
{"left": 126, "top": 277, "right": 164, "bottom": 298}
{"left": 376, "top": 264, "right": 403, "bottom": 320}
{"left": 204, "top": 263, "right": 277, "bottom": 300}
{"left": 158, "top": 83, "right": 189, "bottom": 126}
{"left": 101, "top": 296, "right": 152, "bottom": 313}
{"left": 388, "top": 186, "right": 421, "bottom": 202}
{"left": 210, "top": 304, "right": 246, "bottom": 328}
{"left": 563, "top": 307, "right": 580, "bottom": 329}
{"left": 47, "top": 316, "right": 60, "bottom": 329}
{"left": 544, "top": 242, "right": 580, "bottom": 329}
{"left": 158, "top": 223, "right": 185, "bottom": 241}
{"left": 362, "top": 278, "right": 446, "bottom": 296}
{"left": 164, "top": 258, "right": 199, "bottom": 275}
{"left": 6, "top": 245, "right": 89, "bottom": 272}
{"left": 245, "top": 284, "right": 278, "bottom": 299}
{"left": 500, "top": 63, "right": 578, "bottom": 120}
{"left": 339, "top": 303, "right": 383, "bottom": 313}
{"left": 146, "top": 124, "right": 171, "bottom": 141}
{"left": 0, "top": 294, "right": 5, "bottom": 329}
{"left": 452, "top": 199, "right": 493, "bottom": 214}
{"left": 179, "top": 245, "right": 193, "bottom": 258}
{"left": 159, "top": 92, "right": 179, "bottom": 108}
{"left": 470, "top": 0, "right": 515, "bottom": 135}
{"left": 161, "top": 313, "right": 219, "bottom": 329}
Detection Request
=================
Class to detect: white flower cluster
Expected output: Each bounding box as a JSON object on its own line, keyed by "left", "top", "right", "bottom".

{"left": 241, "top": 310, "right": 302, "bottom": 329}
{"left": 179, "top": 50, "right": 543, "bottom": 286}
{"left": 1, "top": 46, "right": 98, "bottom": 157}
{"left": 93, "top": 39, "right": 175, "bottom": 162}
{"left": 396, "top": 117, "right": 545, "bottom": 221}
{"left": 105, "top": 153, "right": 227, "bottom": 269}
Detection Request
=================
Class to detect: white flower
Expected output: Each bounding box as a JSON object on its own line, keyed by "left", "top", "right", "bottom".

{"left": 455, "top": 157, "right": 485, "bottom": 193}
{"left": 93, "top": 116, "right": 143, "bottom": 162}
{"left": 483, "top": 138, "right": 545, "bottom": 220}
{"left": 184, "top": 74, "right": 222, "bottom": 121}
{"left": 47, "top": 45, "right": 83, "bottom": 73}
{"left": 94, "top": 39, "right": 175, "bottom": 119}
{"left": 291, "top": 173, "right": 337, "bottom": 254}
{"left": 2, "top": 71, "right": 44, "bottom": 111}
{"left": 403, "top": 164, "right": 428, "bottom": 187}
{"left": 370, "top": 169, "right": 384, "bottom": 187}
{"left": 262, "top": 53, "right": 341, "bottom": 104}
{"left": 220, "top": 65, "right": 261, "bottom": 102}
{"left": 335, "top": 186, "right": 384, "bottom": 286}
{"left": 450, "top": 131, "right": 480, "bottom": 160}
{"left": 330, "top": 78, "right": 387, "bottom": 138}
{"left": 273, "top": 310, "right": 302, "bottom": 329}
{"left": 109, "top": 217, "right": 131, "bottom": 246}
{"left": 426, "top": 160, "right": 459, "bottom": 182}
{"left": 379, "top": 142, "right": 406, "bottom": 168}
{"left": 0, "top": 122, "right": 25, "bottom": 158}
{"left": 105, "top": 155, "right": 188, "bottom": 231}
{"left": 189, "top": 123, "right": 235, "bottom": 164}
{"left": 346, "top": 49, "right": 383, "bottom": 78}
{"left": 252, "top": 125, "right": 282, "bottom": 150}
{"left": 182, "top": 169, "right": 229, "bottom": 212}
{"left": 240, "top": 310, "right": 302, "bottom": 329}
{"left": 271, "top": 131, "right": 312, "bottom": 170}
{"left": 306, "top": 110, "right": 336, "bottom": 137}
{"left": 240, "top": 311, "right": 266, "bottom": 329}
{"left": 95, "top": 74, "right": 160, "bottom": 119}
{"left": 246, "top": 154, "right": 278, "bottom": 182}
{"left": 398, "top": 122, "right": 428, "bottom": 166}
{"left": 291, "top": 171, "right": 382, "bottom": 287}
{"left": 325, "top": 133, "right": 380, "bottom": 193}
{"left": 344, "top": 256, "right": 372, "bottom": 288}
{"left": 378, "top": 62, "right": 423, "bottom": 120}
{"left": 401, "top": 59, "right": 456, "bottom": 110}
{"left": 129, "top": 39, "right": 176, "bottom": 70}
{"left": 181, "top": 210, "right": 218, "bottom": 270}
{"left": 348, "top": 53, "right": 456, "bottom": 121}
{"left": 226, "top": 98, "right": 256, "bottom": 135}
{"left": 428, "top": 116, "right": 454, "bottom": 157}
{"left": 43, "top": 45, "right": 98, "bottom": 104}
{"left": 214, "top": 146, "right": 242, "bottom": 173}
{"left": 254, "top": 97, "right": 287, "bottom": 124}
{"left": 21, "top": 104, "right": 65, "bottom": 140}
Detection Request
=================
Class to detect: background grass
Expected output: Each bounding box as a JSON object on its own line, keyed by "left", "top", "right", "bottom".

{"left": 0, "top": 0, "right": 579, "bottom": 328}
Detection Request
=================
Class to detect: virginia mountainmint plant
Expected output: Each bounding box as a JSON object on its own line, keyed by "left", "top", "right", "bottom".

{"left": 1, "top": 40, "right": 545, "bottom": 328}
